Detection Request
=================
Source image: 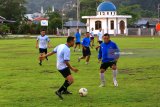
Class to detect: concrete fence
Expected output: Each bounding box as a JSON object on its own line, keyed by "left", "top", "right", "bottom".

{"left": 127, "top": 28, "right": 160, "bottom": 36}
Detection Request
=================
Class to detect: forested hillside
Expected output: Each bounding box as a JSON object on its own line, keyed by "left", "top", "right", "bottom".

{"left": 26, "top": 0, "right": 159, "bottom": 18}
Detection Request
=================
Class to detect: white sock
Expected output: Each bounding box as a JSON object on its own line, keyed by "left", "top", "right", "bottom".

{"left": 112, "top": 69, "right": 118, "bottom": 81}
{"left": 100, "top": 73, "right": 105, "bottom": 84}
{"left": 85, "top": 62, "right": 89, "bottom": 64}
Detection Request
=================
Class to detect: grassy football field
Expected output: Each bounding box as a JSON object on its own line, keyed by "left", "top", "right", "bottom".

{"left": 0, "top": 36, "right": 160, "bottom": 107}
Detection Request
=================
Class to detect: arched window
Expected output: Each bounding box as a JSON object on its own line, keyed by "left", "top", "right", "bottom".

{"left": 95, "top": 21, "right": 102, "bottom": 30}
{"left": 111, "top": 20, "right": 114, "bottom": 30}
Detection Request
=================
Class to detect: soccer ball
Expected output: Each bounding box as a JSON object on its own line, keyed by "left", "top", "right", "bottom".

{"left": 79, "top": 88, "right": 88, "bottom": 97}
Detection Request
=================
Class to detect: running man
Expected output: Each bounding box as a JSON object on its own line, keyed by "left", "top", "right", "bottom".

{"left": 98, "top": 33, "right": 120, "bottom": 87}
{"left": 90, "top": 28, "right": 95, "bottom": 46}
{"left": 74, "top": 29, "right": 81, "bottom": 52}
{"left": 78, "top": 32, "right": 91, "bottom": 65}
{"left": 36, "top": 29, "right": 51, "bottom": 66}
{"left": 96, "top": 28, "right": 103, "bottom": 51}
{"left": 39, "top": 36, "right": 78, "bottom": 100}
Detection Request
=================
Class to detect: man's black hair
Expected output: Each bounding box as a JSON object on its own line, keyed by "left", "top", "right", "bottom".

{"left": 86, "top": 32, "right": 90, "bottom": 33}
{"left": 67, "top": 36, "right": 74, "bottom": 43}
{"left": 103, "top": 33, "right": 110, "bottom": 37}
{"left": 41, "top": 29, "right": 46, "bottom": 32}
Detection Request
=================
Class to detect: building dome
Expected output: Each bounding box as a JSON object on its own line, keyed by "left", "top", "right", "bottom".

{"left": 97, "top": 1, "right": 117, "bottom": 11}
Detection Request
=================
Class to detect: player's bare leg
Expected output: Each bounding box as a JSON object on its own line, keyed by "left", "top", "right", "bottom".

{"left": 62, "top": 75, "right": 73, "bottom": 94}
{"left": 56, "top": 75, "right": 74, "bottom": 99}
{"left": 99, "top": 69, "right": 106, "bottom": 87}
{"left": 112, "top": 64, "right": 118, "bottom": 87}
{"left": 74, "top": 44, "right": 77, "bottom": 52}
{"left": 78, "top": 44, "right": 81, "bottom": 51}
{"left": 85, "top": 55, "right": 90, "bottom": 64}
{"left": 39, "top": 53, "right": 44, "bottom": 66}
{"left": 78, "top": 56, "right": 86, "bottom": 62}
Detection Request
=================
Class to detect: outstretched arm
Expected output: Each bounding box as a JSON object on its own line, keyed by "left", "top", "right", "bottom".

{"left": 39, "top": 51, "right": 55, "bottom": 60}
{"left": 64, "top": 61, "right": 78, "bottom": 73}
{"left": 36, "top": 40, "right": 39, "bottom": 48}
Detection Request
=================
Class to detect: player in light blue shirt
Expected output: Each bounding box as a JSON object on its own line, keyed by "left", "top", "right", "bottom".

{"left": 74, "top": 29, "right": 81, "bottom": 52}
{"left": 39, "top": 36, "right": 78, "bottom": 100}
{"left": 36, "top": 29, "right": 51, "bottom": 66}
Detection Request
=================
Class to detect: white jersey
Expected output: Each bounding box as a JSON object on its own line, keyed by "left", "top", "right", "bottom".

{"left": 53, "top": 44, "right": 70, "bottom": 70}
{"left": 90, "top": 31, "right": 94, "bottom": 37}
{"left": 97, "top": 31, "right": 103, "bottom": 41}
{"left": 37, "top": 35, "right": 50, "bottom": 49}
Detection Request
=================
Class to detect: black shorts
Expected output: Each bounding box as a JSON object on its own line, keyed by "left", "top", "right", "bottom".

{"left": 75, "top": 42, "right": 81, "bottom": 45}
{"left": 90, "top": 37, "right": 94, "bottom": 40}
{"left": 58, "top": 67, "right": 71, "bottom": 78}
{"left": 39, "top": 48, "right": 47, "bottom": 54}
{"left": 98, "top": 41, "right": 103, "bottom": 44}
{"left": 100, "top": 61, "right": 117, "bottom": 70}
{"left": 83, "top": 47, "right": 91, "bottom": 57}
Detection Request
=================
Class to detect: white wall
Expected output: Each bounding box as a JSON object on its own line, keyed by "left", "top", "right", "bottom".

{"left": 87, "top": 18, "right": 128, "bottom": 35}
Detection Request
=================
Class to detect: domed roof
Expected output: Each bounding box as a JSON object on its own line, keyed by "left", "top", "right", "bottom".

{"left": 97, "top": 1, "right": 117, "bottom": 11}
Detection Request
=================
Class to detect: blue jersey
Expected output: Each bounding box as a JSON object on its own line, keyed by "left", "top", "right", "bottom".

{"left": 74, "top": 32, "right": 81, "bottom": 43}
{"left": 82, "top": 37, "right": 90, "bottom": 47}
{"left": 98, "top": 41, "right": 120, "bottom": 63}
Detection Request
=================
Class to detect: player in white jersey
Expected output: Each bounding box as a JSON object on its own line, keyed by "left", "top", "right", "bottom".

{"left": 96, "top": 28, "right": 103, "bottom": 51}
{"left": 90, "top": 28, "right": 95, "bottom": 46}
{"left": 39, "top": 36, "right": 78, "bottom": 100}
{"left": 36, "top": 30, "right": 51, "bottom": 66}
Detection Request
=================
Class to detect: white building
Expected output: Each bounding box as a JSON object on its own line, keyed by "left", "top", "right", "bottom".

{"left": 82, "top": 1, "right": 132, "bottom": 35}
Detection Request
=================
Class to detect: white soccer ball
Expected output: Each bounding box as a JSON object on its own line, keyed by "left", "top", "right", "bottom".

{"left": 79, "top": 88, "right": 88, "bottom": 97}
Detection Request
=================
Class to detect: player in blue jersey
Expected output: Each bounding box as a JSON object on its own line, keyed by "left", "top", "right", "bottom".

{"left": 98, "top": 33, "right": 120, "bottom": 87}
{"left": 74, "top": 29, "right": 81, "bottom": 52}
{"left": 78, "top": 32, "right": 91, "bottom": 65}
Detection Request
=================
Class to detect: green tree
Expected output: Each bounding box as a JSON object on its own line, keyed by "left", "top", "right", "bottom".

{"left": 0, "top": 0, "right": 26, "bottom": 33}
{"left": 0, "top": 24, "right": 10, "bottom": 38}
{"left": 118, "top": 4, "right": 141, "bottom": 25}
{"left": 47, "top": 12, "right": 62, "bottom": 34}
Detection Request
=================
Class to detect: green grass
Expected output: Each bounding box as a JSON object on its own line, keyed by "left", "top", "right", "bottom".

{"left": 0, "top": 37, "right": 160, "bottom": 107}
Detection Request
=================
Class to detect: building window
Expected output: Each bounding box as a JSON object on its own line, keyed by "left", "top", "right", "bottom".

{"left": 107, "top": 12, "right": 109, "bottom": 15}
{"left": 95, "top": 21, "right": 102, "bottom": 30}
{"left": 103, "top": 12, "right": 105, "bottom": 15}
{"left": 111, "top": 20, "right": 114, "bottom": 30}
{"left": 100, "top": 12, "right": 101, "bottom": 15}
{"left": 111, "top": 12, "right": 112, "bottom": 15}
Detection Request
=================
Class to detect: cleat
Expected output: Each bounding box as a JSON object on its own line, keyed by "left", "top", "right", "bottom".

{"left": 113, "top": 80, "right": 118, "bottom": 87}
{"left": 39, "top": 63, "right": 42, "bottom": 66}
{"left": 99, "top": 84, "right": 105, "bottom": 87}
{"left": 62, "top": 90, "right": 72, "bottom": 94}
{"left": 55, "top": 91, "right": 63, "bottom": 100}
{"left": 85, "top": 62, "right": 89, "bottom": 65}
{"left": 78, "top": 57, "right": 80, "bottom": 62}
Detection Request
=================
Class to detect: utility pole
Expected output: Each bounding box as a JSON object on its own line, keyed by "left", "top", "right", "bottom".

{"left": 77, "top": 0, "right": 80, "bottom": 29}
{"left": 158, "top": 4, "right": 160, "bottom": 23}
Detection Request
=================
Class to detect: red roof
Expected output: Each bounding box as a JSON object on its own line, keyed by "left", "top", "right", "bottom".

{"left": 33, "top": 17, "right": 48, "bottom": 21}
